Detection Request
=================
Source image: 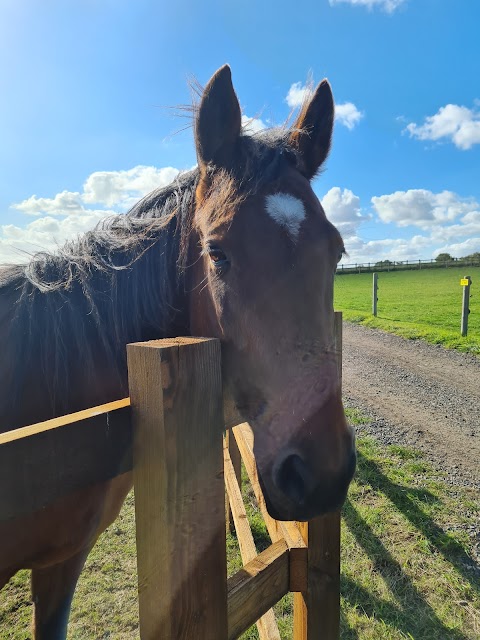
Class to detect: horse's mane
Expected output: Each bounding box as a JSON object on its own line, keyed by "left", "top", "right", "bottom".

{"left": 0, "top": 169, "right": 199, "bottom": 420}
{"left": 0, "top": 128, "right": 299, "bottom": 422}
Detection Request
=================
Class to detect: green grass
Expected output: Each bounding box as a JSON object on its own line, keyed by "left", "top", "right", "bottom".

{"left": 1, "top": 415, "right": 478, "bottom": 639}
{"left": 334, "top": 267, "right": 480, "bottom": 354}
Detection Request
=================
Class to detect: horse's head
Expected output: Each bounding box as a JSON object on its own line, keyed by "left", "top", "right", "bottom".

{"left": 188, "top": 65, "right": 355, "bottom": 521}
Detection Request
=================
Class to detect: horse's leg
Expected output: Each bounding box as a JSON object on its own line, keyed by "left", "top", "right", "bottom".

{"left": 31, "top": 545, "right": 91, "bottom": 640}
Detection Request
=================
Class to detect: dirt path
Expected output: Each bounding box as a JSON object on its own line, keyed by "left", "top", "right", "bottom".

{"left": 342, "top": 323, "right": 480, "bottom": 487}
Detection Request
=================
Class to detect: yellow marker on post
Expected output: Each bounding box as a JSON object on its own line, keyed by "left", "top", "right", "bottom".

{"left": 460, "top": 278, "right": 469, "bottom": 286}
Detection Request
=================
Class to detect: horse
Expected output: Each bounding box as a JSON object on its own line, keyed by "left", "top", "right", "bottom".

{"left": 0, "top": 65, "right": 355, "bottom": 638}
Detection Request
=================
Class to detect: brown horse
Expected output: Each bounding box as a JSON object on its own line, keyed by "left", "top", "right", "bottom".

{"left": 0, "top": 65, "right": 355, "bottom": 638}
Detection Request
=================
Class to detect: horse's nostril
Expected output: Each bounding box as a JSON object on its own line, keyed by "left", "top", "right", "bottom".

{"left": 274, "top": 453, "right": 311, "bottom": 506}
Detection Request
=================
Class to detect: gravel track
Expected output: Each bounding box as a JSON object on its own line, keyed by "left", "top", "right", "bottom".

{"left": 342, "top": 323, "right": 480, "bottom": 488}
{"left": 342, "top": 323, "right": 480, "bottom": 571}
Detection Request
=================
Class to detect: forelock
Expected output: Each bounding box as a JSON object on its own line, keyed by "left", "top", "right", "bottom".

{"left": 195, "top": 129, "right": 301, "bottom": 232}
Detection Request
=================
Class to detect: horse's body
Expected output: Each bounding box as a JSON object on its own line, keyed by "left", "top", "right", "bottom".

{"left": 0, "top": 66, "right": 355, "bottom": 638}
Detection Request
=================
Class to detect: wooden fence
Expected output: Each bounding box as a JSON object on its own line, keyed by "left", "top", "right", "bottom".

{"left": 0, "top": 314, "right": 344, "bottom": 639}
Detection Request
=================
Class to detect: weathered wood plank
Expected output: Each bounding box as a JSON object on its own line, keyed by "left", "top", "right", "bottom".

{"left": 128, "top": 337, "right": 227, "bottom": 640}
{"left": 227, "top": 540, "right": 289, "bottom": 640}
{"left": 293, "top": 560, "right": 308, "bottom": 640}
{"left": 225, "top": 429, "right": 242, "bottom": 534}
{"left": 0, "top": 398, "right": 130, "bottom": 445}
{"left": 293, "top": 312, "right": 343, "bottom": 639}
{"left": 224, "top": 443, "right": 257, "bottom": 563}
{"left": 224, "top": 444, "right": 281, "bottom": 640}
{"left": 293, "top": 514, "right": 341, "bottom": 640}
{"left": 289, "top": 545, "right": 308, "bottom": 593}
{"left": 0, "top": 401, "right": 132, "bottom": 522}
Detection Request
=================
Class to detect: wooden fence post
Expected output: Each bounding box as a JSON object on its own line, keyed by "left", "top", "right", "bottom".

{"left": 127, "top": 337, "right": 227, "bottom": 640}
{"left": 293, "top": 313, "right": 342, "bottom": 639}
{"left": 293, "top": 515, "right": 341, "bottom": 640}
{"left": 372, "top": 273, "right": 378, "bottom": 317}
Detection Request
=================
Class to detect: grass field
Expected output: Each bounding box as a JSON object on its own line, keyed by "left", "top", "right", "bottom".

{"left": 1, "top": 409, "right": 478, "bottom": 639}
{"left": 334, "top": 267, "right": 480, "bottom": 354}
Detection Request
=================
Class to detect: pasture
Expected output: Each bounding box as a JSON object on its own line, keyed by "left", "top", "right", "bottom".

{"left": 334, "top": 267, "right": 480, "bottom": 354}
{"left": 1, "top": 414, "right": 478, "bottom": 639}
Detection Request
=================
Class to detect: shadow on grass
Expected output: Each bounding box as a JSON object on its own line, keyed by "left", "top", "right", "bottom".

{"left": 357, "top": 451, "right": 479, "bottom": 587}
{"left": 342, "top": 498, "right": 469, "bottom": 640}
{"left": 340, "top": 609, "right": 360, "bottom": 639}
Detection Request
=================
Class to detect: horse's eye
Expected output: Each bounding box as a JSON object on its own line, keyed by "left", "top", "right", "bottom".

{"left": 209, "top": 249, "right": 226, "bottom": 263}
{"left": 207, "top": 246, "right": 230, "bottom": 272}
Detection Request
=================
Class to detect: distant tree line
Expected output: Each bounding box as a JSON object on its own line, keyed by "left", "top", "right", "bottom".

{"left": 433, "top": 252, "right": 480, "bottom": 263}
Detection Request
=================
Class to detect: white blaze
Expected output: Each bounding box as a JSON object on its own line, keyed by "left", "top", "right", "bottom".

{"left": 265, "top": 193, "right": 306, "bottom": 239}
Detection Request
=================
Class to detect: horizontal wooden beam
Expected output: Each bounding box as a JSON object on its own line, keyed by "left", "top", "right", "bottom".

{"left": 0, "top": 400, "right": 132, "bottom": 522}
{"left": 227, "top": 540, "right": 289, "bottom": 640}
{"left": 0, "top": 398, "right": 131, "bottom": 445}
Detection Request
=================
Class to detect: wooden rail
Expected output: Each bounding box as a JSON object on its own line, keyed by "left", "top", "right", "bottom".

{"left": 0, "top": 314, "right": 344, "bottom": 639}
{"left": 227, "top": 540, "right": 289, "bottom": 639}
{"left": 0, "top": 399, "right": 132, "bottom": 521}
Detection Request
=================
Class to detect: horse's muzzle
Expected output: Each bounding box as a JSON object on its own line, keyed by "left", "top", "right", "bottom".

{"left": 269, "top": 446, "right": 356, "bottom": 521}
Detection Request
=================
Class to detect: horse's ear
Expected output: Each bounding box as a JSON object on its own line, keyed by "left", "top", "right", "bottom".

{"left": 195, "top": 65, "right": 242, "bottom": 175}
{"left": 288, "top": 80, "right": 334, "bottom": 180}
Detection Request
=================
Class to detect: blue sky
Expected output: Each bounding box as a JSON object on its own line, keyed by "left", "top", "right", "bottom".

{"left": 1, "top": 0, "right": 479, "bottom": 264}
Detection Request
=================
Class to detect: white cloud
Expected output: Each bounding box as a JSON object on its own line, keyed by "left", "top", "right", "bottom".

{"left": 0, "top": 211, "right": 110, "bottom": 264}
{"left": 13, "top": 191, "right": 85, "bottom": 217}
{"left": 460, "top": 210, "right": 480, "bottom": 226}
{"left": 12, "top": 165, "right": 180, "bottom": 219}
{"left": 428, "top": 217, "right": 480, "bottom": 245}
{"left": 336, "top": 188, "right": 480, "bottom": 265}
{"left": 371, "top": 189, "right": 479, "bottom": 230}
{"left": 83, "top": 165, "right": 179, "bottom": 208}
{"left": 285, "top": 83, "right": 363, "bottom": 130}
{"left": 286, "top": 82, "right": 309, "bottom": 109}
{"left": 1, "top": 164, "right": 183, "bottom": 265}
{"left": 335, "top": 102, "right": 364, "bottom": 130}
{"left": 329, "top": 0, "right": 407, "bottom": 13}
{"left": 434, "top": 237, "right": 480, "bottom": 259}
{"left": 405, "top": 103, "right": 480, "bottom": 150}
{"left": 321, "top": 187, "right": 365, "bottom": 238}
{"left": 241, "top": 114, "right": 267, "bottom": 134}
{"left": 339, "top": 235, "right": 433, "bottom": 266}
